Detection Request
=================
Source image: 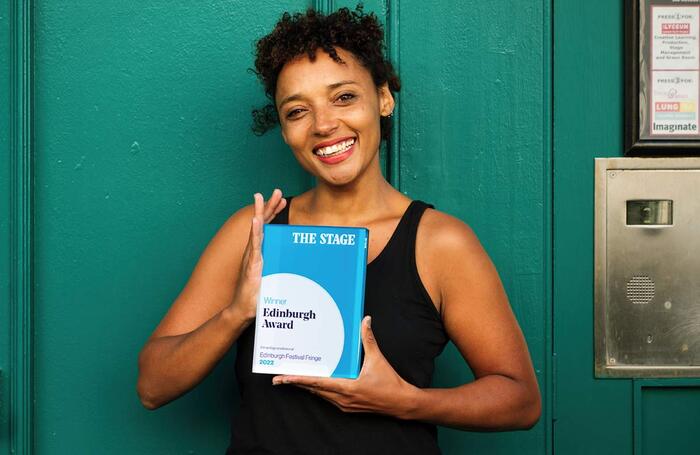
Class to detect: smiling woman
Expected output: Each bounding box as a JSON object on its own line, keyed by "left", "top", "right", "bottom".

{"left": 275, "top": 47, "right": 394, "bottom": 184}
{"left": 136, "top": 6, "right": 541, "bottom": 455}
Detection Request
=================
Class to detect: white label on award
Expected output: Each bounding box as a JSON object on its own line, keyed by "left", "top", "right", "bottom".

{"left": 253, "top": 273, "right": 345, "bottom": 376}
{"left": 651, "top": 71, "right": 699, "bottom": 135}
{"left": 652, "top": 6, "right": 699, "bottom": 70}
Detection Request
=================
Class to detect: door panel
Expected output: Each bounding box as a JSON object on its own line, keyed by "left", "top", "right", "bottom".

{"left": 553, "top": 2, "right": 633, "bottom": 453}
{"left": 397, "top": 1, "right": 549, "bottom": 453}
{"left": 32, "top": 1, "right": 309, "bottom": 453}
{"left": 637, "top": 383, "right": 700, "bottom": 455}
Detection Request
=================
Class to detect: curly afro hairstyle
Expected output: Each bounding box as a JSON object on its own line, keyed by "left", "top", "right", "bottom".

{"left": 251, "top": 5, "right": 401, "bottom": 141}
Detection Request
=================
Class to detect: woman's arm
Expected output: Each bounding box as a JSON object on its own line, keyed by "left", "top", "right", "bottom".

{"left": 398, "top": 210, "right": 541, "bottom": 430}
{"left": 136, "top": 191, "right": 286, "bottom": 410}
{"left": 274, "top": 210, "right": 541, "bottom": 431}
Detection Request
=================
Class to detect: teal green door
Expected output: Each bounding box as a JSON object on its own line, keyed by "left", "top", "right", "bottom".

{"left": 393, "top": 1, "right": 551, "bottom": 453}
{"left": 553, "top": 1, "right": 700, "bottom": 454}
{"left": 2, "top": 1, "right": 550, "bottom": 453}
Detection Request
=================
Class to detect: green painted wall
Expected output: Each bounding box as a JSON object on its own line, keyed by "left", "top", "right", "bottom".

{"left": 4, "top": 1, "right": 550, "bottom": 453}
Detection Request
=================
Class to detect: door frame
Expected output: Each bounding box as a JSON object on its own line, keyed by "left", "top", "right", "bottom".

{"left": 7, "top": 0, "right": 34, "bottom": 453}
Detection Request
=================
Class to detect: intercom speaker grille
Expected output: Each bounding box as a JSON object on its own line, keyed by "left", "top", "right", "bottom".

{"left": 626, "top": 276, "right": 655, "bottom": 305}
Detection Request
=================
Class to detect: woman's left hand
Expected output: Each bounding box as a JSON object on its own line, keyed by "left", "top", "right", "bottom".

{"left": 272, "top": 316, "right": 418, "bottom": 418}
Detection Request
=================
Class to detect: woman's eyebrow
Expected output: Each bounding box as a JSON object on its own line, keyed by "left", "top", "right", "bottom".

{"left": 278, "top": 94, "right": 304, "bottom": 108}
{"left": 278, "top": 80, "right": 359, "bottom": 108}
{"left": 327, "top": 80, "right": 358, "bottom": 90}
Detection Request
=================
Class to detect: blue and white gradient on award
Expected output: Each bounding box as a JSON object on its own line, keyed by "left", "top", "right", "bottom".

{"left": 252, "top": 224, "right": 369, "bottom": 378}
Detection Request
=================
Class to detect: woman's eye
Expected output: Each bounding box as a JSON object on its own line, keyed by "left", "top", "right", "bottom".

{"left": 337, "top": 93, "right": 356, "bottom": 103}
{"left": 286, "top": 108, "right": 305, "bottom": 119}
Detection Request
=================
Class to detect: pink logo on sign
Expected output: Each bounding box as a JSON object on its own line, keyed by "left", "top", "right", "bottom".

{"left": 662, "top": 23, "right": 690, "bottom": 34}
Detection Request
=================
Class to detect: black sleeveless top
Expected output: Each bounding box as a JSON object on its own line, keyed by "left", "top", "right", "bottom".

{"left": 227, "top": 197, "right": 449, "bottom": 454}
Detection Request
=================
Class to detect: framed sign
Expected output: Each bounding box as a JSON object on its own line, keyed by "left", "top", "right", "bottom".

{"left": 626, "top": 0, "right": 700, "bottom": 155}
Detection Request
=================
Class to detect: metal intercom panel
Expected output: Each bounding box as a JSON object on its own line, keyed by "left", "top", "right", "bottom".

{"left": 595, "top": 158, "right": 700, "bottom": 378}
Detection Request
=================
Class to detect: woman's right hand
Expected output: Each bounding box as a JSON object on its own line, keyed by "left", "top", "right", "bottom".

{"left": 136, "top": 189, "right": 287, "bottom": 409}
{"left": 227, "top": 189, "right": 286, "bottom": 322}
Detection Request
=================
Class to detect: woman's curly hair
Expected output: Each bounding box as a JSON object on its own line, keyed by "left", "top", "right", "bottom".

{"left": 251, "top": 5, "right": 401, "bottom": 141}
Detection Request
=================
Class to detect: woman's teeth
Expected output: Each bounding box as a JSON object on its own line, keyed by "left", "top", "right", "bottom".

{"left": 315, "top": 138, "right": 355, "bottom": 156}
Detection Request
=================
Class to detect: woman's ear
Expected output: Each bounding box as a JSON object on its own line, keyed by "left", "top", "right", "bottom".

{"left": 378, "top": 82, "right": 395, "bottom": 117}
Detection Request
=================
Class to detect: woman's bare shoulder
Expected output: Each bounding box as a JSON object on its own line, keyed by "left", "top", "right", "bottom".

{"left": 418, "top": 207, "right": 484, "bottom": 256}
{"left": 204, "top": 200, "right": 269, "bottom": 265}
{"left": 416, "top": 208, "right": 498, "bottom": 310}
{"left": 200, "top": 203, "right": 257, "bottom": 260}
{"left": 147, "top": 202, "right": 256, "bottom": 339}
{"left": 220, "top": 203, "right": 255, "bottom": 237}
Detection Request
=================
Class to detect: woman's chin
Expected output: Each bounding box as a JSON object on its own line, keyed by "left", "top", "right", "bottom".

{"left": 316, "top": 167, "right": 360, "bottom": 187}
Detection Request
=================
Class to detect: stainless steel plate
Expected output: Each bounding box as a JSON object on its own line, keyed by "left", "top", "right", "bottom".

{"left": 595, "top": 158, "right": 700, "bottom": 378}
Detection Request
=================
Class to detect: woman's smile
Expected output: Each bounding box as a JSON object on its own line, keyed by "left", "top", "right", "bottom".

{"left": 314, "top": 137, "right": 356, "bottom": 164}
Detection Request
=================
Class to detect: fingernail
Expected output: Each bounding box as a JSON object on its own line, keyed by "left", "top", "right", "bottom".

{"left": 272, "top": 378, "right": 280, "bottom": 385}
{"left": 365, "top": 315, "right": 372, "bottom": 328}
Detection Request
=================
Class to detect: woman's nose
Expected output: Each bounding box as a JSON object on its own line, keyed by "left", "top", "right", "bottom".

{"left": 312, "top": 107, "right": 339, "bottom": 136}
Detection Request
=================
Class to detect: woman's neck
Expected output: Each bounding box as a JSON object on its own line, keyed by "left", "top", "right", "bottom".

{"left": 299, "top": 159, "right": 404, "bottom": 225}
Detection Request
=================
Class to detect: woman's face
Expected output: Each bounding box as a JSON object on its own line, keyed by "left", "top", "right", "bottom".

{"left": 275, "top": 47, "right": 394, "bottom": 186}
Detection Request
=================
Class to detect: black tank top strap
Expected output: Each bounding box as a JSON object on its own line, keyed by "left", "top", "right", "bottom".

{"left": 404, "top": 200, "right": 441, "bottom": 321}
{"left": 405, "top": 200, "right": 434, "bottom": 250}
{"left": 270, "top": 195, "right": 293, "bottom": 224}
{"left": 371, "top": 200, "right": 433, "bottom": 268}
{"left": 380, "top": 200, "right": 440, "bottom": 319}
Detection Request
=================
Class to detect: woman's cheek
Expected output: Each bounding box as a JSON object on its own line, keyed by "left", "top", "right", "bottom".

{"left": 281, "top": 122, "right": 307, "bottom": 150}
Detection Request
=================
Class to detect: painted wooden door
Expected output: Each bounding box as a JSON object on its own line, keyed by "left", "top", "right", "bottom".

{"left": 391, "top": 1, "right": 550, "bottom": 453}
{"left": 2, "top": 1, "right": 550, "bottom": 453}
{"left": 553, "top": 1, "right": 700, "bottom": 454}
